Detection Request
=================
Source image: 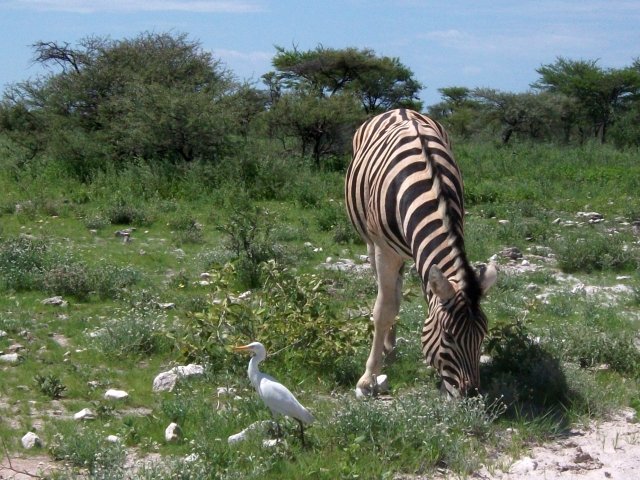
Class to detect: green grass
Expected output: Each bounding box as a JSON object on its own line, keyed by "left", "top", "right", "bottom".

{"left": 0, "top": 138, "right": 639, "bottom": 478}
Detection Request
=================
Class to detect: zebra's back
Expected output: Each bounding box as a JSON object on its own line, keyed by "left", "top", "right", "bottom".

{"left": 346, "top": 108, "right": 465, "bottom": 281}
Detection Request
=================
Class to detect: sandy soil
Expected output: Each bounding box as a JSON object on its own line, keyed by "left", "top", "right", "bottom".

{"left": 474, "top": 408, "right": 640, "bottom": 480}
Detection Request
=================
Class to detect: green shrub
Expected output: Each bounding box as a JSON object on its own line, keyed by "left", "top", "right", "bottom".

{"left": 48, "top": 424, "right": 125, "bottom": 476}
{"left": 105, "top": 200, "right": 153, "bottom": 226}
{"left": 553, "top": 229, "right": 638, "bottom": 273}
{"left": 43, "top": 263, "right": 92, "bottom": 300}
{"left": 178, "top": 261, "right": 370, "bottom": 383}
{"left": 218, "top": 203, "right": 286, "bottom": 289}
{"left": 0, "top": 235, "right": 52, "bottom": 291}
{"left": 331, "top": 387, "right": 503, "bottom": 474}
{"left": 34, "top": 373, "right": 67, "bottom": 399}
{"left": 93, "top": 308, "right": 171, "bottom": 358}
{"left": 546, "top": 324, "right": 640, "bottom": 376}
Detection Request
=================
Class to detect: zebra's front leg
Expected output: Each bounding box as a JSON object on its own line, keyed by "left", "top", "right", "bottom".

{"left": 356, "top": 247, "right": 403, "bottom": 397}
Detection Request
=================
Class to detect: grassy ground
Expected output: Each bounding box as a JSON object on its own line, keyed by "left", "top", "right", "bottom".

{"left": 0, "top": 139, "right": 639, "bottom": 479}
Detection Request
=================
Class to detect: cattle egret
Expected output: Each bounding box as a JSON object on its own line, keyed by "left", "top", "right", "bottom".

{"left": 233, "top": 342, "right": 314, "bottom": 445}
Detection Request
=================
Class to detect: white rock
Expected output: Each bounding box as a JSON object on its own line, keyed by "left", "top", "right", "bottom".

{"left": 174, "top": 364, "right": 204, "bottom": 376}
{"left": 21, "top": 432, "right": 42, "bottom": 449}
{"left": 353, "top": 375, "right": 388, "bottom": 398}
{"left": 0, "top": 330, "right": 7, "bottom": 338}
{"left": 184, "top": 453, "right": 199, "bottom": 462}
{"left": 480, "top": 354, "right": 493, "bottom": 365}
{"left": 262, "top": 439, "right": 280, "bottom": 448}
{"left": 74, "top": 408, "right": 96, "bottom": 421}
{"left": 0, "top": 353, "right": 20, "bottom": 363}
{"left": 104, "top": 389, "right": 129, "bottom": 400}
{"left": 165, "top": 422, "right": 182, "bottom": 442}
{"left": 41, "top": 296, "right": 68, "bottom": 307}
{"left": 156, "top": 302, "right": 175, "bottom": 310}
{"left": 106, "top": 435, "right": 120, "bottom": 443}
{"left": 217, "top": 387, "right": 237, "bottom": 396}
{"left": 41, "top": 296, "right": 69, "bottom": 307}
{"left": 374, "top": 374, "right": 389, "bottom": 394}
{"left": 510, "top": 457, "right": 538, "bottom": 475}
{"left": 153, "top": 364, "right": 204, "bottom": 392}
{"left": 153, "top": 371, "right": 179, "bottom": 392}
{"left": 228, "top": 420, "right": 273, "bottom": 444}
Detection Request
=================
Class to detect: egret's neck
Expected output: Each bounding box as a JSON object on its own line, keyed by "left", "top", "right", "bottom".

{"left": 247, "top": 354, "right": 264, "bottom": 388}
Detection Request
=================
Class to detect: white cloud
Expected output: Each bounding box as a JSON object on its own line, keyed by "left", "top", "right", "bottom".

{"left": 4, "top": 0, "right": 264, "bottom": 13}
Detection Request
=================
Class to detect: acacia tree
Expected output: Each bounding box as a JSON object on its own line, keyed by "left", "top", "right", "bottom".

{"left": 533, "top": 57, "right": 640, "bottom": 143}
{"left": 1, "top": 32, "right": 242, "bottom": 178}
{"left": 262, "top": 45, "right": 422, "bottom": 165}
{"left": 471, "top": 89, "right": 570, "bottom": 144}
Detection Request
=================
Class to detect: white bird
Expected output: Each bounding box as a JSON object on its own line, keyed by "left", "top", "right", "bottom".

{"left": 233, "top": 341, "right": 314, "bottom": 445}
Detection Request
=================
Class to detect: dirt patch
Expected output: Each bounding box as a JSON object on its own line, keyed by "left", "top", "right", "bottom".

{"left": 0, "top": 454, "right": 59, "bottom": 479}
{"left": 476, "top": 408, "right": 640, "bottom": 479}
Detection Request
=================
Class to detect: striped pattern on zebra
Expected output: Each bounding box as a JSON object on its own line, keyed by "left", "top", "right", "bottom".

{"left": 345, "top": 108, "right": 497, "bottom": 397}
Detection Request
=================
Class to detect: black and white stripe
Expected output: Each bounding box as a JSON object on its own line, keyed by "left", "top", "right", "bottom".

{"left": 345, "top": 108, "right": 496, "bottom": 396}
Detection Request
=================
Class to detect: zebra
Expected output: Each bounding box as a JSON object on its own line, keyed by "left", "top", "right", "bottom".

{"left": 345, "top": 108, "right": 497, "bottom": 397}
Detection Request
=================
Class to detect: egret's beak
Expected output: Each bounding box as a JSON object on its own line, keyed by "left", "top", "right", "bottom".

{"left": 233, "top": 345, "right": 251, "bottom": 353}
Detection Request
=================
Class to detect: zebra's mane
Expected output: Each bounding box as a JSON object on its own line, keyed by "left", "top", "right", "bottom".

{"left": 419, "top": 131, "right": 483, "bottom": 309}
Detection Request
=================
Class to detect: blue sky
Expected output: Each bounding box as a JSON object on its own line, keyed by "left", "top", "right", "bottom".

{"left": 0, "top": 0, "right": 638, "bottom": 107}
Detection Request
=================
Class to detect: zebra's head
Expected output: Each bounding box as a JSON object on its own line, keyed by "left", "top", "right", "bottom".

{"left": 424, "top": 264, "right": 497, "bottom": 397}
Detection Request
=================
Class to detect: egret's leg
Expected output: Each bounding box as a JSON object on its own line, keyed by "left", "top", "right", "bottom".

{"left": 356, "top": 244, "right": 404, "bottom": 395}
{"left": 297, "top": 420, "right": 306, "bottom": 447}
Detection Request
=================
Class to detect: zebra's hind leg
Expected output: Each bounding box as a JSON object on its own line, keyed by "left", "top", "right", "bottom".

{"left": 383, "top": 264, "right": 404, "bottom": 361}
{"left": 356, "top": 244, "right": 404, "bottom": 397}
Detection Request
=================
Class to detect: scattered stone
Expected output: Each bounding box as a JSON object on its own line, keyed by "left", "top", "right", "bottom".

{"left": 500, "top": 247, "right": 523, "bottom": 260}
{"left": 0, "top": 353, "right": 21, "bottom": 364}
{"left": 320, "top": 257, "right": 370, "bottom": 274}
{"left": 577, "top": 211, "right": 604, "bottom": 223}
{"left": 21, "top": 432, "right": 42, "bottom": 449}
{"left": 155, "top": 302, "right": 176, "bottom": 310}
{"left": 228, "top": 420, "right": 274, "bottom": 444}
{"left": 51, "top": 334, "right": 70, "bottom": 348}
{"left": 104, "top": 389, "right": 129, "bottom": 400}
{"left": 498, "top": 219, "right": 510, "bottom": 225}
{"left": 7, "top": 343, "right": 24, "bottom": 353}
{"left": 41, "top": 296, "right": 68, "bottom": 307}
{"left": 74, "top": 408, "right": 96, "bottom": 421}
{"left": 480, "top": 354, "right": 493, "bottom": 365}
{"left": 115, "top": 228, "right": 135, "bottom": 238}
{"left": 355, "top": 374, "right": 389, "bottom": 398}
{"left": 262, "top": 439, "right": 281, "bottom": 448}
{"left": 0, "top": 330, "right": 7, "bottom": 338}
{"left": 200, "top": 272, "right": 212, "bottom": 280}
{"left": 165, "top": 422, "right": 182, "bottom": 443}
{"left": 510, "top": 456, "right": 538, "bottom": 474}
{"left": 217, "top": 387, "right": 237, "bottom": 396}
{"left": 106, "top": 435, "right": 121, "bottom": 443}
{"left": 152, "top": 364, "right": 205, "bottom": 392}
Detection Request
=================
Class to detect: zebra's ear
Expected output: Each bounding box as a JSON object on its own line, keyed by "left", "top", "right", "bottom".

{"left": 477, "top": 263, "right": 498, "bottom": 294}
{"left": 428, "top": 265, "right": 456, "bottom": 302}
